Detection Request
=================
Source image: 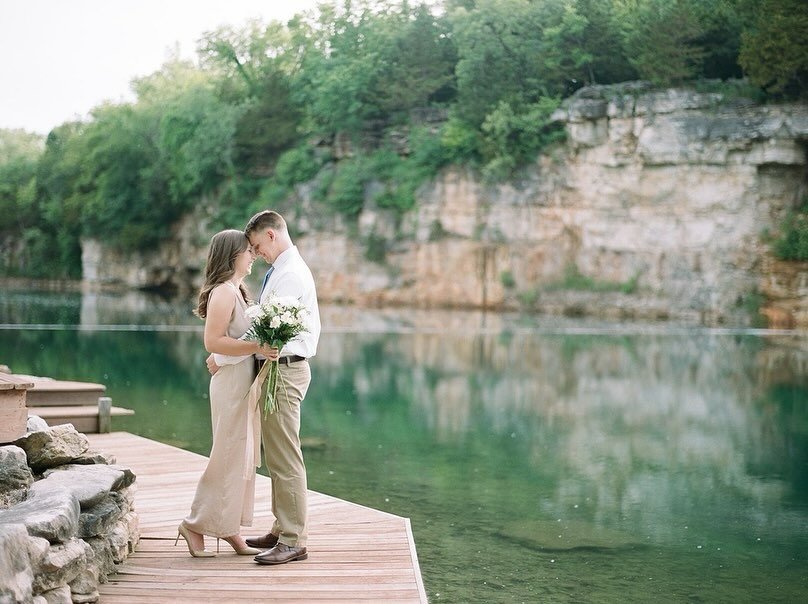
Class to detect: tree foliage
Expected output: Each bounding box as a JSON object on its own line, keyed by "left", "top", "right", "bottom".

{"left": 613, "top": 0, "right": 706, "bottom": 85}
{"left": 3, "top": 0, "right": 803, "bottom": 279}
{"left": 738, "top": 0, "right": 808, "bottom": 96}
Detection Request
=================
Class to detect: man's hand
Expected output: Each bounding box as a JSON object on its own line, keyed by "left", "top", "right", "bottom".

{"left": 206, "top": 353, "right": 220, "bottom": 375}
{"left": 257, "top": 345, "right": 280, "bottom": 361}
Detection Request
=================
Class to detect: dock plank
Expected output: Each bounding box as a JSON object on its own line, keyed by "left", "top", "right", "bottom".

{"left": 86, "top": 432, "right": 427, "bottom": 603}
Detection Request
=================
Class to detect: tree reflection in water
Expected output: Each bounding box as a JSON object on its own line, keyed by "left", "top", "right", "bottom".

{"left": 2, "top": 290, "right": 807, "bottom": 602}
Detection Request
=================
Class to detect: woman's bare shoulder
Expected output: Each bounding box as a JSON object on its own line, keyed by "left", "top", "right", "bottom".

{"left": 208, "top": 282, "right": 238, "bottom": 307}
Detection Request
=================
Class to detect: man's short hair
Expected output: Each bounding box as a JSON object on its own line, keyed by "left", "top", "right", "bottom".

{"left": 245, "top": 210, "right": 286, "bottom": 236}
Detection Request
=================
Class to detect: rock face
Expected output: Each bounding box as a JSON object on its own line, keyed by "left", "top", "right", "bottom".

{"left": 81, "top": 83, "right": 808, "bottom": 326}
{"left": 81, "top": 208, "right": 211, "bottom": 293}
{"left": 0, "top": 423, "right": 138, "bottom": 603}
{"left": 304, "top": 84, "right": 808, "bottom": 325}
{"left": 0, "top": 446, "right": 33, "bottom": 507}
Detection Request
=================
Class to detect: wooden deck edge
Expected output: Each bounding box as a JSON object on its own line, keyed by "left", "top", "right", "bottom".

{"left": 404, "top": 517, "right": 429, "bottom": 603}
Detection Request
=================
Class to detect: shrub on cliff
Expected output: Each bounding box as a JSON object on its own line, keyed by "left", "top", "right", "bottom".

{"left": 774, "top": 202, "right": 808, "bottom": 261}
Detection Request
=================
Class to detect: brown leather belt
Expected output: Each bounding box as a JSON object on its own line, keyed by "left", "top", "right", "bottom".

{"left": 255, "top": 355, "right": 306, "bottom": 371}
{"left": 278, "top": 355, "right": 306, "bottom": 365}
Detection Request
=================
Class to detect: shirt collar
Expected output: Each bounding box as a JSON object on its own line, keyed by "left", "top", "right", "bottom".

{"left": 271, "top": 245, "right": 297, "bottom": 270}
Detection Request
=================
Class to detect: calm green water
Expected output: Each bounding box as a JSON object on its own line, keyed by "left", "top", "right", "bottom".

{"left": 2, "top": 289, "right": 807, "bottom": 603}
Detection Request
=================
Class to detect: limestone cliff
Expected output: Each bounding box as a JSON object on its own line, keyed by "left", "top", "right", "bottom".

{"left": 83, "top": 83, "right": 808, "bottom": 327}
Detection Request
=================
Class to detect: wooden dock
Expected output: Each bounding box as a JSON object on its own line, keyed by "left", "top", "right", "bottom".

{"left": 86, "top": 432, "right": 428, "bottom": 603}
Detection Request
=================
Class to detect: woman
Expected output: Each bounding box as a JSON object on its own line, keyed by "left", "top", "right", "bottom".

{"left": 176, "top": 229, "right": 277, "bottom": 557}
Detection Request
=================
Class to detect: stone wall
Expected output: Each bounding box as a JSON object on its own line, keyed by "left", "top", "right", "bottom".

{"left": 0, "top": 419, "right": 138, "bottom": 603}
{"left": 79, "top": 83, "right": 808, "bottom": 326}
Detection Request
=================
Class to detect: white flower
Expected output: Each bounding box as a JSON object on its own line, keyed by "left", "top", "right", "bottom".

{"left": 269, "top": 316, "right": 282, "bottom": 329}
{"left": 273, "top": 295, "right": 301, "bottom": 308}
{"left": 245, "top": 304, "right": 264, "bottom": 320}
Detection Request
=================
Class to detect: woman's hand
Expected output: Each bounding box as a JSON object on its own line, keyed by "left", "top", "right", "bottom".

{"left": 256, "top": 344, "right": 280, "bottom": 361}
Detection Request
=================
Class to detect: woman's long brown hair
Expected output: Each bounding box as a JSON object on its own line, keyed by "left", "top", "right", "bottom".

{"left": 195, "top": 230, "right": 250, "bottom": 319}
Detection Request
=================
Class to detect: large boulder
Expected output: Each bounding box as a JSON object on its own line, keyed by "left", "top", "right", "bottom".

{"left": 14, "top": 425, "right": 90, "bottom": 473}
{"left": 38, "top": 464, "right": 135, "bottom": 509}
{"left": 32, "top": 538, "right": 88, "bottom": 594}
{"left": 0, "top": 524, "right": 37, "bottom": 602}
{"left": 0, "top": 489, "right": 80, "bottom": 544}
{"left": 0, "top": 445, "right": 34, "bottom": 508}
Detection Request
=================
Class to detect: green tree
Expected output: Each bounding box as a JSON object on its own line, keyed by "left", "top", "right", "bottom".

{"left": 0, "top": 129, "right": 43, "bottom": 233}
{"left": 448, "top": 1, "right": 569, "bottom": 177}
{"left": 29, "top": 123, "right": 87, "bottom": 277}
{"left": 232, "top": 72, "right": 302, "bottom": 174}
{"left": 159, "top": 84, "right": 241, "bottom": 200}
{"left": 690, "top": 0, "right": 744, "bottom": 80}
{"left": 77, "top": 104, "right": 166, "bottom": 250}
{"left": 131, "top": 58, "right": 211, "bottom": 106}
{"left": 614, "top": 0, "right": 706, "bottom": 85}
{"left": 375, "top": 3, "right": 457, "bottom": 116}
{"left": 479, "top": 97, "right": 564, "bottom": 181}
{"left": 450, "top": 0, "right": 551, "bottom": 126}
{"left": 197, "top": 20, "right": 296, "bottom": 97}
{"left": 293, "top": 1, "right": 390, "bottom": 134}
{"left": 0, "top": 128, "right": 44, "bottom": 163}
{"left": 540, "top": 1, "right": 593, "bottom": 91}
{"left": 572, "top": 0, "right": 636, "bottom": 85}
{"left": 739, "top": 0, "right": 808, "bottom": 96}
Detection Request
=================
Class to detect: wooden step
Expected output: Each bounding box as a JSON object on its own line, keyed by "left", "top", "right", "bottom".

{"left": 32, "top": 401, "right": 134, "bottom": 434}
{"left": 21, "top": 376, "right": 107, "bottom": 406}
{"left": 2, "top": 372, "right": 134, "bottom": 434}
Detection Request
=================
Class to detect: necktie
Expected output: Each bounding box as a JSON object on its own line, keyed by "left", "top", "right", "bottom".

{"left": 259, "top": 266, "right": 274, "bottom": 300}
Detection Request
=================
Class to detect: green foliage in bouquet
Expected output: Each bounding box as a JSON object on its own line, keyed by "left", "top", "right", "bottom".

{"left": 245, "top": 296, "right": 310, "bottom": 414}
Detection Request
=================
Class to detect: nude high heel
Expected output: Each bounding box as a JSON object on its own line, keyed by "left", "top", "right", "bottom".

{"left": 217, "top": 535, "right": 261, "bottom": 555}
{"left": 175, "top": 522, "right": 216, "bottom": 558}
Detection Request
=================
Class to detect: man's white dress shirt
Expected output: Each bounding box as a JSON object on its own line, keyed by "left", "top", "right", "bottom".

{"left": 213, "top": 245, "right": 320, "bottom": 366}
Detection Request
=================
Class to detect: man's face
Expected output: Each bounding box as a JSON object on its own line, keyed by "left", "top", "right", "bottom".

{"left": 248, "top": 229, "right": 274, "bottom": 264}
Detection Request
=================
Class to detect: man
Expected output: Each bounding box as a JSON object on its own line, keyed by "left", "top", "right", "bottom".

{"left": 207, "top": 210, "right": 321, "bottom": 565}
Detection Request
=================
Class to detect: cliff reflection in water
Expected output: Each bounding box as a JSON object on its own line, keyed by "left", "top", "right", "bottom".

{"left": 313, "top": 325, "right": 808, "bottom": 549}
{"left": 2, "top": 288, "right": 807, "bottom": 600}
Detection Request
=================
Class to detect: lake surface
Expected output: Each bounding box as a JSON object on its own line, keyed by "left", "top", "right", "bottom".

{"left": 2, "top": 289, "right": 807, "bottom": 603}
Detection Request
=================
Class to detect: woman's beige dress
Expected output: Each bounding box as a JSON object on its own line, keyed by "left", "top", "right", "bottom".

{"left": 184, "top": 282, "right": 260, "bottom": 537}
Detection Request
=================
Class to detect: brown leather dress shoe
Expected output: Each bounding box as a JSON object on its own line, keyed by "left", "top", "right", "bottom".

{"left": 245, "top": 532, "right": 279, "bottom": 549}
{"left": 254, "top": 543, "right": 308, "bottom": 565}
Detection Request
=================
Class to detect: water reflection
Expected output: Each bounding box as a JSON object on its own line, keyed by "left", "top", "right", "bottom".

{"left": 316, "top": 333, "right": 808, "bottom": 522}
{"left": 1, "top": 289, "right": 807, "bottom": 602}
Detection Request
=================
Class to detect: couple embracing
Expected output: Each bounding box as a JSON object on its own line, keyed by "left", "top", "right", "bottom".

{"left": 175, "top": 210, "right": 321, "bottom": 566}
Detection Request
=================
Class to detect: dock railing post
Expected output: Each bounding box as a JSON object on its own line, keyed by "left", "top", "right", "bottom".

{"left": 98, "top": 397, "right": 112, "bottom": 433}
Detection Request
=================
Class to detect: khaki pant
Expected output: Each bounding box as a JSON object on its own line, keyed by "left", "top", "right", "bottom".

{"left": 261, "top": 360, "right": 311, "bottom": 547}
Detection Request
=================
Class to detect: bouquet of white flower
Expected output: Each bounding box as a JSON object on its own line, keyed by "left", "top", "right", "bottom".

{"left": 245, "top": 295, "right": 309, "bottom": 415}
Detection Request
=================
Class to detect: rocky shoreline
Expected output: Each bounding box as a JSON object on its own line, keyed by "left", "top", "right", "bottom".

{"left": 0, "top": 419, "right": 138, "bottom": 603}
